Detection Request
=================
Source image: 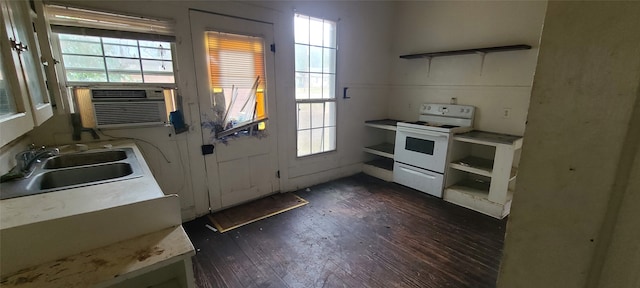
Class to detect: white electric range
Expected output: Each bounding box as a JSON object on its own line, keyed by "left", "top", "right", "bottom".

{"left": 393, "top": 103, "right": 475, "bottom": 197}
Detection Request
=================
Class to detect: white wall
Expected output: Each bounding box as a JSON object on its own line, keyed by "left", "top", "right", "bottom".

{"left": 388, "top": 1, "right": 547, "bottom": 136}
{"left": 498, "top": 2, "right": 640, "bottom": 287}
{"left": 26, "top": 0, "right": 394, "bottom": 220}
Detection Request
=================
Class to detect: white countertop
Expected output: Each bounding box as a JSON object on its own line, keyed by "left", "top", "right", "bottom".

{"left": 0, "top": 225, "right": 195, "bottom": 288}
{"left": 0, "top": 141, "right": 165, "bottom": 230}
{"left": 0, "top": 141, "right": 186, "bottom": 279}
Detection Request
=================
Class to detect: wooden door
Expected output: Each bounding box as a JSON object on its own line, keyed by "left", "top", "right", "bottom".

{"left": 190, "top": 10, "right": 280, "bottom": 210}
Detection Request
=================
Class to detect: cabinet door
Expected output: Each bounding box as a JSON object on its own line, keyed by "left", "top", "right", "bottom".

{"left": 0, "top": 0, "right": 35, "bottom": 147}
{"left": 5, "top": 0, "right": 53, "bottom": 125}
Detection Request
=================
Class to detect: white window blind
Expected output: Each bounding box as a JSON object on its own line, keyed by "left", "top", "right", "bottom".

{"left": 45, "top": 5, "right": 174, "bottom": 42}
{"left": 205, "top": 31, "right": 267, "bottom": 137}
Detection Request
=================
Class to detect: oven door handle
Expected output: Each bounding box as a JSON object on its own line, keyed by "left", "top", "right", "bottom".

{"left": 398, "top": 127, "right": 449, "bottom": 139}
{"left": 397, "top": 164, "right": 437, "bottom": 179}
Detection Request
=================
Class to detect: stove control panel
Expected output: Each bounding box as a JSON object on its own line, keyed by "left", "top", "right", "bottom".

{"left": 420, "top": 103, "right": 475, "bottom": 119}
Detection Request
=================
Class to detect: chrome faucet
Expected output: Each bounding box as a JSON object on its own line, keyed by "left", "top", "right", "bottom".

{"left": 15, "top": 145, "right": 59, "bottom": 174}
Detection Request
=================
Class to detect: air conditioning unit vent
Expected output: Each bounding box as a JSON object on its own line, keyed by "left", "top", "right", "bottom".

{"left": 92, "top": 89, "right": 147, "bottom": 99}
{"left": 90, "top": 87, "right": 167, "bottom": 128}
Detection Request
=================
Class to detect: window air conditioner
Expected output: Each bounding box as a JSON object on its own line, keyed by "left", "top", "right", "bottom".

{"left": 89, "top": 88, "right": 167, "bottom": 128}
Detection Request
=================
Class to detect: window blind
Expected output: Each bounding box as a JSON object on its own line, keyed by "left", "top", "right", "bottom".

{"left": 206, "top": 31, "right": 265, "bottom": 90}
{"left": 45, "top": 5, "right": 175, "bottom": 42}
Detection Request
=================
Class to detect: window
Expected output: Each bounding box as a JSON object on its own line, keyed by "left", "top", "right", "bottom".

{"left": 57, "top": 34, "right": 174, "bottom": 84}
{"left": 44, "top": 5, "right": 178, "bottom": 128}
{"left": 294, "top": 14, "right": 337, "bottom": 157}
{"left": 205, "top": 31, "right": 267, "bottom": 138}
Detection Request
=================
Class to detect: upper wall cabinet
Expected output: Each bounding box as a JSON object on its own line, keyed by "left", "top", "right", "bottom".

{"left": 0, "top": 0, "right": 53, "bottom": 147}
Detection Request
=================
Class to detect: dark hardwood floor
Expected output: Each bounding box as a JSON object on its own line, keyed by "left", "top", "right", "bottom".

{"left": 183, "top": 173, "right": 507, "bottom": 288}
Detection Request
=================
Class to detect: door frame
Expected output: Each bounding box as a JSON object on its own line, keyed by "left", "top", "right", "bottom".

{"left": 189, "top": 9, "right": 281, "bottom": 211}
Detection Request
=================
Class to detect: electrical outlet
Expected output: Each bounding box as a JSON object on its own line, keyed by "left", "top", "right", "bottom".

{"left": 502, "top": 108, "right": 512, "bottom": 119}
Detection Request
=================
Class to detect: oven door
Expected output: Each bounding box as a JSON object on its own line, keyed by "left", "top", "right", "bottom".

{"left": 394, "top": 126, "right": 449, "bottom": 173}
{"left": 393, "top": 162, "right": 444, "bottom": 197}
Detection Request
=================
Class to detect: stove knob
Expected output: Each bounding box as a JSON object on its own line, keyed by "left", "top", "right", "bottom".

{"left": 460, "top": 108, "right": 464, "bottom": 112}
{"left": 426, "top": 105, "right": 431, "bottom": 111}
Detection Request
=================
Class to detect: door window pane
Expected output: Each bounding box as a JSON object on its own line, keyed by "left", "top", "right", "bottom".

{"left": 205, "top": 31, "right": 267, "bottom": 137}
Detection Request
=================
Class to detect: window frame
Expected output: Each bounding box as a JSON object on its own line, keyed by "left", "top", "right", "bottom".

{"left": 203, "top": 30, "right": 269, "bottom": 139}
{"left": 52, "top": 33, "right": 178, "bottom": 88}
{"left": 294, "top": 13, "right": 338, "bottom": 158}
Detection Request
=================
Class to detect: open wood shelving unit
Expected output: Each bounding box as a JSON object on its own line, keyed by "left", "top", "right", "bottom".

{"left": 444, "top": 131, "right": 523, "bottom": 219}
{"left": 362, "top": 120, "right": 399, "bottom": 182}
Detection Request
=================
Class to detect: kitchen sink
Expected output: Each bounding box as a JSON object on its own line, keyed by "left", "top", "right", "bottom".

{"left": 44, "top": 150, "right": 127, "bottom": 169}
{"left": 0, "top": 148, "right": 144, "bottom": 200}
{"left": 38, "top": 163, "right": 134, "bottom": 189}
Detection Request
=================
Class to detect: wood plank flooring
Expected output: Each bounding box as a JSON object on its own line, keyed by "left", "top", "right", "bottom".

{"left": 183, "top": 174, "right": 507, "bottom": 288}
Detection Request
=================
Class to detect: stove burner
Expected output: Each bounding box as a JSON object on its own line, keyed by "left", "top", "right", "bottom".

{"left": 406, "top": 121, "right": 459, "bottom": 129}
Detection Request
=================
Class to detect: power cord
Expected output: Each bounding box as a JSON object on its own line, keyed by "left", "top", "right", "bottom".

{"left": 97, "top": 129, "right": 171, "bottom": 164}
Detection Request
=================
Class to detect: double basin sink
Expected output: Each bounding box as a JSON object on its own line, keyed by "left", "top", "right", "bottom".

{"left": 0, "top": 148, "right": 143, "bottom": 200}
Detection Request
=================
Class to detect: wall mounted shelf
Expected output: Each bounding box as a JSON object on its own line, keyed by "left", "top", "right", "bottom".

{"left": 399, "top": 44, "right": 532, "bottom": 59}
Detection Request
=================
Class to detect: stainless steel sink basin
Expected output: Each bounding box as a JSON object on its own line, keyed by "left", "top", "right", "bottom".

{"left": 0, "top": 148, "right": 143, "bottom": 200}
{"left": 38, "top": 163, "right": 134, "bottom": 189}
{"left": 44, "top": 150, "right": 127, "bottom": 169}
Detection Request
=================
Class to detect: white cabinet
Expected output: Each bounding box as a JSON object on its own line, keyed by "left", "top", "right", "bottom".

{"left": 0, "top": 0, "right": 53, "bottom": 147}
{"left": 444, "top": 131, "right": 523, "bottom": 219}
{"left": 362, "top": 119, "right": 398, "bottom": 181}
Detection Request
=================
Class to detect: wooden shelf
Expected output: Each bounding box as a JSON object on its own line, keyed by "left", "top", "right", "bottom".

{"left": 448, "top": 179, "right": 491, "bottom": 196}
{"left": 363, "top": 143, "right": 395, "bottom": 159}
{"left": 364, "top": 119, "right": 399, "bottom": 131}
{"left": 363, "top": 158, "right": 394, "bottom": 182}
{"left": 400, "top": 44, "right": 532, "bottom": 59}
{"left": 450, "top": 156, "right": 494, "bottom": 177}
{"left": 454, "top": 131, "right": 523, "bottom": 148}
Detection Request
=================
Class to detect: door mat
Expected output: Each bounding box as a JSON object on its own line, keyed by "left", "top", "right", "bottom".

{"left": 208, "top": 193, "right": 308, "bottom": 233}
